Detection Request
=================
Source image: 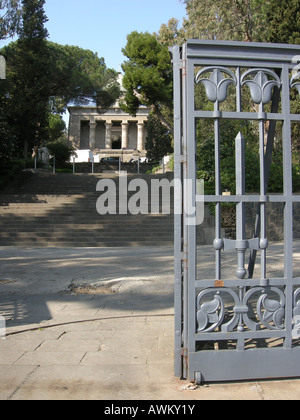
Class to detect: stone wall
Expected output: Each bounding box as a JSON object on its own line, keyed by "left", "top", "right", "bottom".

{"left": 220, "top": 198, "right": 300, "bottom": 241}
{"left": 245, "top": 201, "right": 300, "bottom": 241}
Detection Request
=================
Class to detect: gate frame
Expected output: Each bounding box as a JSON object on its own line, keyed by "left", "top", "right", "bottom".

{"left": 172, "top": 40, "right": 300, "bottom": 383}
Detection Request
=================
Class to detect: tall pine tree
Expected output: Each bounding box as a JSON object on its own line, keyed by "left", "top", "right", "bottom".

{"left": 11, "top": 0, "right": 50, "bottom": 157}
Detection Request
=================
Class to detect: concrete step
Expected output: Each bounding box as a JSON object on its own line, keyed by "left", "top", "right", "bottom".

{"left": 0, "top": 241, "right": 174, "bottom": 246}
{"left": 0, "top": 172, "right": 216, "bottom": 247}
{"left": 10, "top": 173, "right": 176, "bottom": 194}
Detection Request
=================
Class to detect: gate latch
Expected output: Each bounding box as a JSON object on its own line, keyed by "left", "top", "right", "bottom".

{"left": 223, "top": 238, "right": 260, "bottom": 252}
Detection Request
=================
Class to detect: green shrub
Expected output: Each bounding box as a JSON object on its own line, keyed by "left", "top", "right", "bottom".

{"left": 47, "top": 141, "right": 76, "bottom": 167}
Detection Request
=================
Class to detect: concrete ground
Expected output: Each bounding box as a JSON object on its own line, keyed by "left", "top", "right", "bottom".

{"left": 0, "top": 244, "right": 300, "bottom": 400}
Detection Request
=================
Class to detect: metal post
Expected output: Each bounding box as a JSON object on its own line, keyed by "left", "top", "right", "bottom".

{"left": 73, "top": 156, "right": 75, "bottom": 174}
{"left": 282, "top": 65, "right": 294, "bottom": 349}
{"left": 171, "top": 45, "right": 183, "bottom": 379}
{"left": 53, "top": 156, "right": 55, "bottom": 174}
{"left": 182, "top": 44, "right": 189, "bottom": 380}
{"left": 235, "top": 132, "right": 246, "bottom": 344}
{"left": 214, "top": 101, "right": 222, "bottom": 280}
{"left": 235, "top": 132, "right": 246, "bottom": 280}
{"left": 258, "top": 102, "right": 267, "bottom": 283}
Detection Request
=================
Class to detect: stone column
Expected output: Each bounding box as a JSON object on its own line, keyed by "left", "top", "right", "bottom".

{"left": 89, "top": 121, "right": 97, "bottom": 150}
{"left": 121, "top": 121, "right": 129, "bottom": 149}
{"left": 68, "top": 115, "right": 81, "bottom": 148}
{"left": 137, "top": 122, "right": 145, "bottom": 151}
{"left": 105, "top": 122, "right": 112, "bottom": 149}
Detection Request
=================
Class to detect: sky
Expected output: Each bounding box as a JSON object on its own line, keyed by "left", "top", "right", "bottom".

{"left": 43, "top": 0, "right": 187, "bottom": 71}
{"left": 0, "top": 0, "right": 187, "bottom": 124}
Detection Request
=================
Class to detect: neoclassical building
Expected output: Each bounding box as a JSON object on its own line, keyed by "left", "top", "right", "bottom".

{"left": 68, "top": 75, "right": 149, "bottom": 162}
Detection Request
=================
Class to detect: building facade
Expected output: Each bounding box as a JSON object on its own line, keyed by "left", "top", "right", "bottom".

{"left": 68, "top": 75, "right": 149, "bottom": 162}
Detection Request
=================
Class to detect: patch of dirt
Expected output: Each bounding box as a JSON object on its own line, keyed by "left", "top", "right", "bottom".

{"left": 67, "top": 276, "right": 172, "bottom": 296}
{"left": 69, "top": 284, "right": 117, "bottom": 295}
{"left": 0, "top": 279, "right": 16, "bottom": 285}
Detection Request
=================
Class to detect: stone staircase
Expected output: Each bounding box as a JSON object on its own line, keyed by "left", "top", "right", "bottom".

{"left": 0, "top": 172, "right": 215, "bottom": 247}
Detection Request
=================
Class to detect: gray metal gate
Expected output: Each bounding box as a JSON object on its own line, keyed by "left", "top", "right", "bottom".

{"left": 172, "top": 40, "right": 300, "bottom": 383}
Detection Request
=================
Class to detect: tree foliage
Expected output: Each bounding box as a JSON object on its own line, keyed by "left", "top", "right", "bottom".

{"left": 3, "top": 0, "right": 50, "bottom": 157}
{"left": 181, "top": 0, "right": 300, "bottom": 44}
{"left": 156, "top": 18, "right": 185, "bottom": 47}
{"left": 1, "top": 1, "right": 120, "bottom": 159}
{"left": 47, "top": 139, "right": 75, "bottom": 167}
{"left": 0, "top": 0, "right": 21, "bottom": 39}
{"left": 121, "top": 31, "right": 173, "bottom": 131}
{"left": 145, "top": 113, "right": 173, "bottom": 162}
{"left": 266, "top": 0, "right": 300, "bottom": 44}
{"left": 156, "top": 0, "right": 300, "bottom": 191}
{"left": 48, "top": 112, "right": 66, "bottom": 143}
{"left": 182, "top": 0, "right": 271, "bottom": 42}
{"left": 3, "top": 41, "right": 121, "bottom": 113}
{"left": 47, "top": 42, "right": 120, "bottom": 113}
{"left": 0, "top": 94, "right": 16, "bottom": 161}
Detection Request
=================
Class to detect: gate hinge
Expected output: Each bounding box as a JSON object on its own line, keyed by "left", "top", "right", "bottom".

{"left": 181, "top": 252, "right": 188, "bottom": 272}
{"left": 174, "top": 155, "right": 186, "bottom": 164}
{"left": 181, "top": 347, "right": 188, "bottom": 362}
{"left": 175, "top": 59, "right": 185, "bottom": 70}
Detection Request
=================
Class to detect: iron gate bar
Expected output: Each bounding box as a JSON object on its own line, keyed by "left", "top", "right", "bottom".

{"left": 196, "top": 195, "right": 300, "bottom": 202}
{"left": 194, "top": 111, "right": 299, "bottom": 120}
{"left": 172, "top": 45, "right": 184, "bottom": 379}
{"left": 282, "top": 61, "right": 294, "bottom": 350}
{"left": 172, "top": 40, "right": 300, "bottom": 383}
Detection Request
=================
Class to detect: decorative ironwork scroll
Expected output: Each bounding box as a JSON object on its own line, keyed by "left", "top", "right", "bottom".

{"left": 291, "top": 73, "right": 300, "bottom": 96}
{"left": 195, "top": 67, "right": 237, "bottom": 103}
{"left": 196, "top": 286, "right": 286, "bottom": 333}
{"left": 241, "top": 68, "right": 281, "bottom": 104}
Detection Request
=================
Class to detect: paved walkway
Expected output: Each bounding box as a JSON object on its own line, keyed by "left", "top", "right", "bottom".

{"left": 0, "top": 245, "right": 300, "bottom": 400}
